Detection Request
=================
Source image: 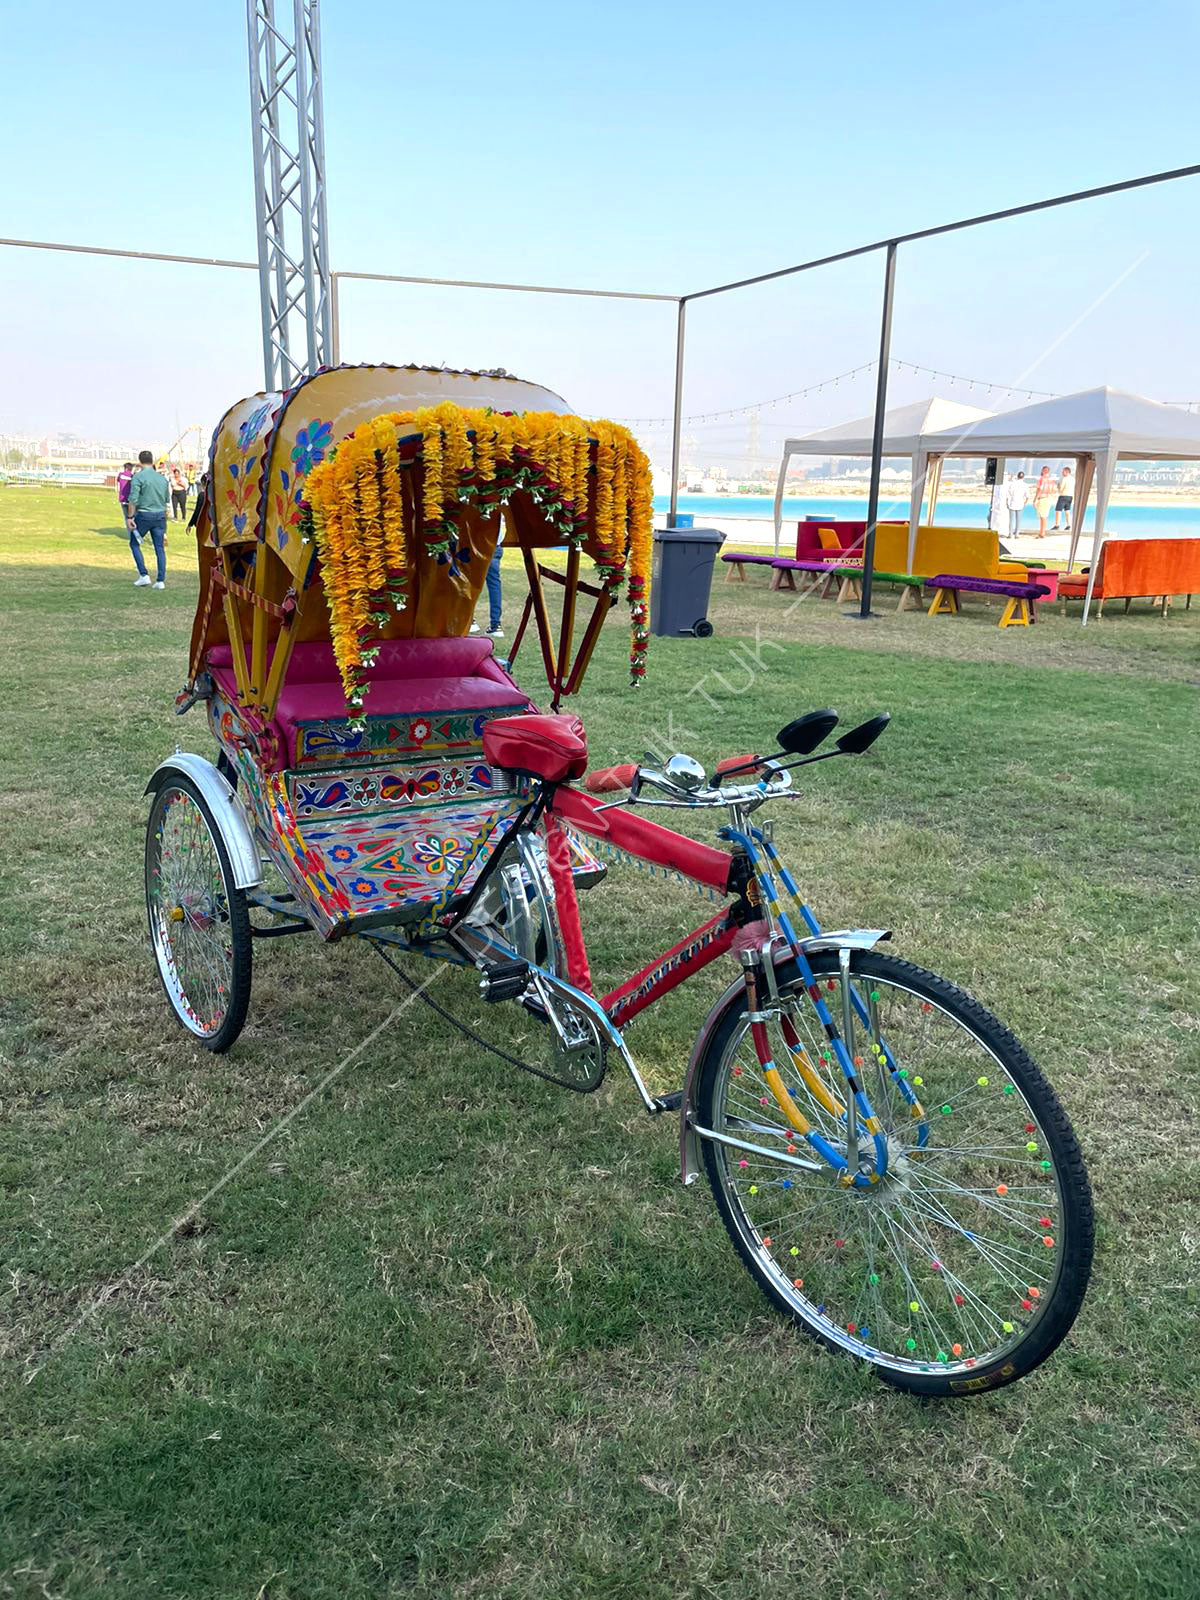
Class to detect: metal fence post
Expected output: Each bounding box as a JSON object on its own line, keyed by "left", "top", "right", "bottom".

{"left": 857, "top": 241, "right": 898, "bottom": 619}
{"left": 668, "top": 299, "right": 686, "bottom": 527}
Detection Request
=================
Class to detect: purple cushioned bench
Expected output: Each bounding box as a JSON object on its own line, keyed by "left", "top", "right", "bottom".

{"left": 924, "top": 574, "right": 1050, "bottom": 629}
{"left": 769, "top": 556, "right": 928, "bottom": 612}
{"left": 721, "top": 552, "right": 778, "bottom": 583}
{"left": 768, "top": 556, "right": 857, "bottom": 594}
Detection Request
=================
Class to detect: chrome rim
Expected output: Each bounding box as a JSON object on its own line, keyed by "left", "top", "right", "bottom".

{"left": 709, "top": 970, "right": 1065, "bottom": 1377}
{"left": 147, "top": 786, "right": 237, "bottom": 1038}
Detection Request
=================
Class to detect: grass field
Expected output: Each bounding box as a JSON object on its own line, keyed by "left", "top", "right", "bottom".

{"left": 2, "top": 486, "right": 1199, "bottom": 1599}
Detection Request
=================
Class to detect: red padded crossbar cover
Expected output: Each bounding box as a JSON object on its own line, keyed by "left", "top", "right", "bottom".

{"left": 552, "top": 785, "right": 733, "bottom": 895}
{"left": 543, "top": 814, "right": 592, "bottom": 994}
{"left": 482, "top": 713, "right": 588, "bottom": 783}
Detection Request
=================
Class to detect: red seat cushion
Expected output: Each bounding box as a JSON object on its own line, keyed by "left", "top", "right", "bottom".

{"left": 482, "top": 713, "right": 588, "bottom": 783}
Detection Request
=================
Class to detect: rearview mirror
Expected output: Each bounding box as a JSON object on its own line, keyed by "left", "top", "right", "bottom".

{"left": 836, "top": 713, "right": 891, "bottom": 755}
{"left": 776, "top": 709, "right": 839, "bottom": 756}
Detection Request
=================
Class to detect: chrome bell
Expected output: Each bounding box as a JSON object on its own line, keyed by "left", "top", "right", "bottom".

{"left": 664, "top": 753, "right": 707, "bottom": 791}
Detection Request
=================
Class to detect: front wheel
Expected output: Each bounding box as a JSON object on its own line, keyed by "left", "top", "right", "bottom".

{"left": 693, "top": 948, "right": 1093, "bottom": 1395}
{"left": 146, "top": 774, "right": 252, "bottom": 1052}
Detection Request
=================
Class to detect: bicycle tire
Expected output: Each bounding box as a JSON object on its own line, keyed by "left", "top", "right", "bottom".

{"left": 145, "top": 774, "right": 253, "bottom": 1053}
{"left": 694, "top": 947, "right": 1093, "bottom": 1396}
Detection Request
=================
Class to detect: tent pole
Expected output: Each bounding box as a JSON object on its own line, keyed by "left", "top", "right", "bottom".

{"left": 857, "top": 240, "right": 897, "bottom": 619}
{"left": 906, "top": 448, "right": 928, "bottom": 574}
{"left": 1082, "top": 450, "right": 1115, "bottom": 624}
{"left": 668, "top": 299, "right": 686, "bottom": 528}
{"left": 928, "top": 456, "right": 943, "bottom": 522}
{"left": 1068, "top": 454, "right": 1093, "bottom": 571}
{"left": 772, "top": 447, "right": 790, "bottom": 556}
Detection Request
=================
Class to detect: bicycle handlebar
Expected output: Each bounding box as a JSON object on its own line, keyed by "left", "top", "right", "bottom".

{"left": 580, "top": 711, "right": 887, "bottom": 809}
{"left": 581, "top": 760, "right": 794, "bottom": 811}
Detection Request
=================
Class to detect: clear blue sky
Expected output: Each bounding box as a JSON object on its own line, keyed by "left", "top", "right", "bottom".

{"left": 2, "top": 0, "right": 1198, "bottom": 461}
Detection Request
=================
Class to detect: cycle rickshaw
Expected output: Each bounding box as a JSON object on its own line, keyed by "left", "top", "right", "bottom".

{"left": 146, "top": 362, "right": 1092, "bottom": 1395}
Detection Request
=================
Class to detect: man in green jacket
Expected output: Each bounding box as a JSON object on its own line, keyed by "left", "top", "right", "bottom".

{"left": 126, "top": 449, "right": 169, "bottom": 588}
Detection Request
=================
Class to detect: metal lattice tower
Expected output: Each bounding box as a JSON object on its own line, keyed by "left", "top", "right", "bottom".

{"left": 246, "top": 0, "right": 332, "bottom": 390}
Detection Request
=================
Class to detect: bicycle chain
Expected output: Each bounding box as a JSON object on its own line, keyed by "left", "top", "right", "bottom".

{"left": 369, "top": 938, "right": 606, "bottom": 1093}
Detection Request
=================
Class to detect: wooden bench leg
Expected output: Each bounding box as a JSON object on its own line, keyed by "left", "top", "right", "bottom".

{"left": 770, "top": 566, "right": 797, "bottom": 592}
{"left": 896, "top": 584, "right": 920, "bottom": 613}
{"left": 837, "top": 577, "right": 861, "bottom": 604}
{"left": 927, "top": 586, "right": 958, "bottom": 617}
{"left": 724, "top": 561, "right": 744, "bottom": 584}
{"left": 1161, "top": 594, "right": 1171, "bottom": 617}
{"left": 998, "top": 595, "right": 1030, "bottom": 628}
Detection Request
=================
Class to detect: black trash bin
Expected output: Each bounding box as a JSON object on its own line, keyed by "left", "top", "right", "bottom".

{"left": 650, "top": 524, "right": 726, "bottom": 638}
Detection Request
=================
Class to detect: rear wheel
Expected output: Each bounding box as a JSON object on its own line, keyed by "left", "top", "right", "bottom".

{"left": 694, "top": 948, "right": 1092, "bottom": 1395}
{"left": 146, "top": 774, "right": 252, "bottom": 1052}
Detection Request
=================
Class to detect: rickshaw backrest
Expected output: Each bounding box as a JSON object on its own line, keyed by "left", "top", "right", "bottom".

{"left": 205, "top": 636, "right": 535, "bottom": 771}
{"left": 214, "top": 636, "right": 517, "bottom": 687}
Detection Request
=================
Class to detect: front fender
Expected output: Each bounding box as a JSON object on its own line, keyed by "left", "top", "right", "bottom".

{"left": 144, "top": 753, "right": 262, "bottom": 890}
{"left": 677, "top": 928, "right": 892, "bottom": 1186}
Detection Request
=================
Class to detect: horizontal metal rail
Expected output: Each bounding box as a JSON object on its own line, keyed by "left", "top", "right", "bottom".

{"left": 0, "top": 237, "right": 679, "bottom": 311}
{"left": 0, "top": 236, "right": 259, "bottom": 271}
{"left": 333, "top": 267, "right": 677, "bottom": 303}
{"left": 683, "top": 162, "right": 1200, "bottom": 302}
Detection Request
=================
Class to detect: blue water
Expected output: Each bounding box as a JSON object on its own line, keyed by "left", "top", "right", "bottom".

{"left": 653, "top": 493, "right": 1199, "bottom": 538}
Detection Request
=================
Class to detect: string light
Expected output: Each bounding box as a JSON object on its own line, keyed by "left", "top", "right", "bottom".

{"left": 615, "top": 361, "right": 878, "bottom": 425}
{"left": 617, "top": 360, "right": 1200, "bottom": 428}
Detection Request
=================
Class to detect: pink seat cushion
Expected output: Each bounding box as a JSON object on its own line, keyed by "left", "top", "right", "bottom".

{"left": 206, "top": 637, "right": 534, "bottom": 768}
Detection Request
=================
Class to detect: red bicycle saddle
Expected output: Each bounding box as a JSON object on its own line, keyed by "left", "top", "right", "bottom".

{"left": 482, "top": 713, "right": 589, "bottom": 783}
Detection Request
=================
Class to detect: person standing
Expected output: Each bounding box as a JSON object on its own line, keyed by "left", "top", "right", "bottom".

{"left": 1051, "top": 465, "right": 1074, "bottom": 531}
{"left": 484, "top": 543, "right": 504, "bottom": 637}
{"left": 126, "top": 449, "right": 169, "bottom": 588}
{"left": 168, "top": 463, "right": 188, "bottom": 521}
{"left": 1004, "top": 471, "right": 1029, "bottom": 539}
{"left": 116, "top": 460, "right": 134, "bottom": 527}
{"left": 1032, "top": 466, "right": 1055, "bottom": 537}
{"left": 988, "top": 473, "right": 1007, "bottom": 535}
{"left": 471, "top": 538, "right": 505, "bottom": 637}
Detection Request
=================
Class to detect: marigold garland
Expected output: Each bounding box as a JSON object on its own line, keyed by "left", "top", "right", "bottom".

{"left": 302, "top": 404, "right": 653, "bottom": 705}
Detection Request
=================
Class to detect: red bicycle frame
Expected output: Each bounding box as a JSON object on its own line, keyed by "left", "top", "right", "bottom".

{"left": 549, "top": 786, "right": 759, "bottom": 1028}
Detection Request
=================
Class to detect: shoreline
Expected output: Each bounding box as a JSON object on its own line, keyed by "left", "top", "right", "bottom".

{"left": 651, "top": 510, "right": 1194, "bottom": 560}
{"left": 671, "top": 487, "right": 1200, "bottom": 511}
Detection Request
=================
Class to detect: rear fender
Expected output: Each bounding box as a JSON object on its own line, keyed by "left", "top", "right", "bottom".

{"left": 144, "top": 753, "right": 262, "bottom": 890}
{"left": 677, "top": 928, "right": 891, "bottom": 1185}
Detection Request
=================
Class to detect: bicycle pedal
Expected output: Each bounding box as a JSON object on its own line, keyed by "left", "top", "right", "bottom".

{"left": 655, "top": 1090, "right": 685, "bottom": 1113}
{"left": 479, "top": 957, "right": 531, "bottom": 1002}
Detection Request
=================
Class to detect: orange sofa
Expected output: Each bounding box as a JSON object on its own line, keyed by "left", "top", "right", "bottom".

{"left": 1057, "top": 538, "right": 1200, "bottom": 615}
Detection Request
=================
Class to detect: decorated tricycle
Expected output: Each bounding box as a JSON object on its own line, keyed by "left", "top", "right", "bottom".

{"left": 147, "top": 362, "right": 1092, "bottom": 1395}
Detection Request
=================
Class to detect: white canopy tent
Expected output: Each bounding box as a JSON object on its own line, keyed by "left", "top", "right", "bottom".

{"left": 920, "top": 387, "right": 1200, "bottom": 621}
{"left": 772, "top": 396, "right": 994, "bottom": 555}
